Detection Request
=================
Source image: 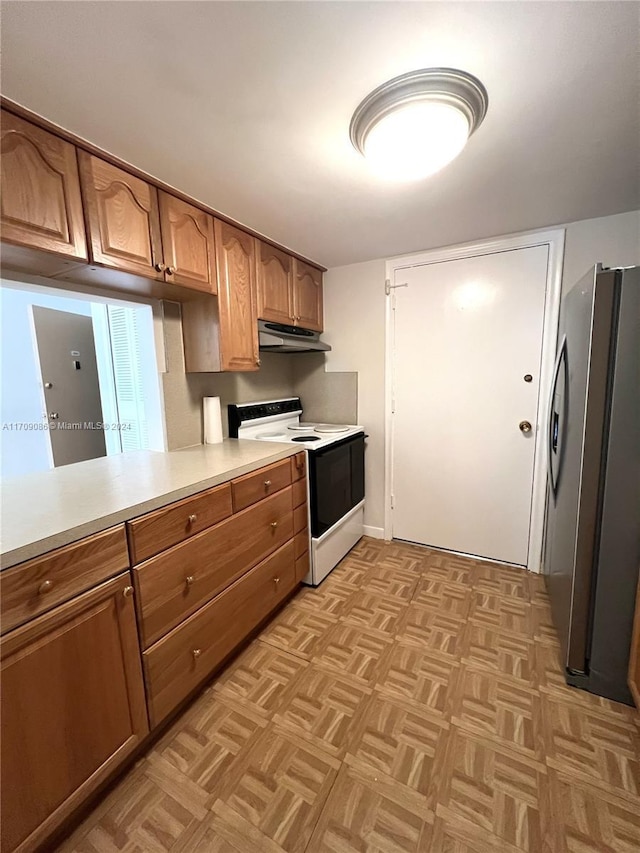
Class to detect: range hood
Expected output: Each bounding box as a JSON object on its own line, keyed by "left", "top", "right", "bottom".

{"left": 258, "top": 320, "right": 331, "bottom": 353}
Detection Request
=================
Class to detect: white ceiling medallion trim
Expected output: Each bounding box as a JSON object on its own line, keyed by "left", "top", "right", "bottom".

{"left": 350, "top": 67, "right": 489, "bottom": 181}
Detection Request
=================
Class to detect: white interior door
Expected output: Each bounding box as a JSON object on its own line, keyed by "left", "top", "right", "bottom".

{"left": 391, "top": 245, "right": 549, "bottom": 566}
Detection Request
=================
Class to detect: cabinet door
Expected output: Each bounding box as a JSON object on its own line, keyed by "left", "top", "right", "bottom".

{"left": 257, "top": 241, "right": 293, "bottom": 324}
{"left": 78, "top": 151, "right": 163, "bottom": 279}
{"left": 292, "top": 259, "right": 323, "bottom": 331}
{"left": 629, "top": 573, "right": 640, "bottom": 709}
{"left": 0, "top": 111, "right": 87, "bottom": 261}
{"left": 215, "top": 219, "right": 259, "bottom": 371}
{"left": 0, "top": 573, "right": 148, "bottom": 853}
{"left": 158, "top": 192, "right": 216, "bottom": 293}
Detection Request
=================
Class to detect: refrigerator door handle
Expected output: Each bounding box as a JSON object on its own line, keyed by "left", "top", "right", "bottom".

{"left": 547, "top": 335, "right": 567, "bottom": 496}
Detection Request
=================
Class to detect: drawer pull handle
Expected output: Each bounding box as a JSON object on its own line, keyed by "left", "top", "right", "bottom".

{"left": 192, "top": 648, "right": 202, "bottom": 659}
{"left": 123, "top": 585, "right": 134, "bottom": 598}
{"left": 188, "top": 514, "right": 197, "bottom": 524}
{"left": 264, "top": 480, "right": 272, "bottom": 488}
{"left": 273, "top": 577, "right": 280, "bottom": 586}
{"left": 186, "top": 575, "right": 195, "bottom": 586}
{"left": 38, "top": 579, "right": 53, "bottom": 595}
{"left": 270, "top": 521, "right": 278, "bottom": 530}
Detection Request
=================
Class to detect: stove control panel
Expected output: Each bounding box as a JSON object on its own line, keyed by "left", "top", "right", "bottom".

{"left": 228, "top": 398, "right": 303, "bottom": 437}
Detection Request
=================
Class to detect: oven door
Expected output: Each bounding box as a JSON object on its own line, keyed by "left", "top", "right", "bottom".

{"left": 308, "top": 433, "right": 365, "bottom": 537}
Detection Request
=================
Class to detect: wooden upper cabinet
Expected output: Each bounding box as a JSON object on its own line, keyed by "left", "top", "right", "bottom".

{"left": 292, "top": 259, "right": 323, "bottom": 332}
{"left": 0, "top": 573, "right": 148, "bottom": 853}
{"left": 78, "top": 151, "right": 163, "bottom": 279}
{"left": 257, "top": 241, "right": 293, "bottom": 325}
{"left": 0, "top": 111, "right": 87, "bottom": 261}
{"left": 158, "top": 192, "right": 216, "bottom": 293}
{"left": 215, "top": 219, "right": 259, "bottom": 371}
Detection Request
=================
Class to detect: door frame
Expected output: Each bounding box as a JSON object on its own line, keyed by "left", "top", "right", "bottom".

{"left": 384, "top": 228, "right": 565, "bottom": 573}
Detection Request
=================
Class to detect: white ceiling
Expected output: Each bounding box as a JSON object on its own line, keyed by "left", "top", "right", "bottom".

{"left": 2, "top": 2, "right": 639, "bottom": 268}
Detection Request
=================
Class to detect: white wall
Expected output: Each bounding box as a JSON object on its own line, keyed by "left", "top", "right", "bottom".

{"left": 324, "top": 209, "right": 640, "bottom": 534}
{"left": 323, "top": 259, "right": 387, "bottom": 535}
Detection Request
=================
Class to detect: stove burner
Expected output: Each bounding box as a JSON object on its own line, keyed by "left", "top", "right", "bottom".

{"left": 291, "top": 435, "right": 321, "bottom": 442}
{"left": 287, "top": 423, "right": 318, "bottom": 431}
{"left": 314, "top": 424, "right": 350, "bottom": 433}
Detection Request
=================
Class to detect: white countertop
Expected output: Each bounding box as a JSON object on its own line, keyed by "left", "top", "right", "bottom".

{"left": 0, "top": 439, "right": 297, "bottom": 569}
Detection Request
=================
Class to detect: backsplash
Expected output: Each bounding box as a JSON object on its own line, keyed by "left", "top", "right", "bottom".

{"left": 161, "top": 302, "right": 358, "bottom": 449}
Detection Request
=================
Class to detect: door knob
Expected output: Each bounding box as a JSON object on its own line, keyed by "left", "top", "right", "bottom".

{"left": 49, "top": 412, "right": 59, "bottom": 420}
{"left": 44, "top": 382, "right": 53, "bottom": 389}
{"left": 519, "top": 420, "right": 532, "bottom": 433}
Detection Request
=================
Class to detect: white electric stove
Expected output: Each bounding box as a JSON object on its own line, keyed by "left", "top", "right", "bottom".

{"left": 228, "top": 398, "right": 365, "bottom": 585}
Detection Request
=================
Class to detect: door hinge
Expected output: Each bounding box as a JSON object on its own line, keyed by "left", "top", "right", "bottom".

{"left": 385, "top": 279, "right": 409, "bottom": 296}
{"left": 390, "top": 494, "right": 395, "bottom": 509}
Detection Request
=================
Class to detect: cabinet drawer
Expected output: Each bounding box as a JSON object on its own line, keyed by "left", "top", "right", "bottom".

{"left": 134, "top": 487, "right": 293, "bottom": 647}
{"left": 292, "top": 477, "right": 307, "bottom": 509}
{"left": 231, "top": 459, "right": 292, "bottom": 512}
{"left": 144, "top": 540, "right": 297, "bottom": 727}
{"left": 127, "top": 483, "right": 232, "bottom": 564}
{"left": 291, "top": 452, "right": 306, "bottom": 482}
{"left": 294, "top": 503, "right": 308, "bottom": 534}
{"left": 0, "top": 526, "right": 129, "bottom": 635}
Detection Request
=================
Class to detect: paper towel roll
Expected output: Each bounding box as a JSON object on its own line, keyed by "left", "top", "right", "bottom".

{"left": 203, "top": 396, "right": 223, "bottom": 444}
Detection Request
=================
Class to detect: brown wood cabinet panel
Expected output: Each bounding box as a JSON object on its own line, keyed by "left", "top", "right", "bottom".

{"left": 158, "top": 192, "right": 216, "bottom": 293}
{"left": 629, "top": 571, "right": 640, "bottom": 709}
{"left": 291, "top": 451, "right": 306, "bottom": 482}
{"left": 0, "top": 573, "right": 148, "bottom": 853}
{"left": 143, "top": 540, "right": 297, "bottom": 727}
{"left": 127, "top": 483, "right": 232, "bottom": 565}
{"left": 257, "top": 241, "right": 293, "bottom": 324}
{"left": 292, "top": 259, "right": 323, "bottom": 332}
{"left": 79, "top": 151, "right": 163, "bottom": 279}
{"left": 1, "top": 111, "right": 87, "bottom": 262}
{"left": 134, "top": 487, "right": 294, "bottom": 647}
{"left": 231, "top": 458, "right": 292, "bottom": 513}
{"left": 215, "top": 219, "right": 259, "bottom": 371}
{"left": 295, "top": 529, "right": 309, "bottom": 560}
{"left": 295, "top": 550, "right": 310, "bottom": 584}
{"left": 294, "top": 503, "right": 308, "bottom": 535}
{"left": 1, "top": 526, "right": 129, "bottom": 635}
{"left": 292, "top": 476, "right": 307, "bottom": 509}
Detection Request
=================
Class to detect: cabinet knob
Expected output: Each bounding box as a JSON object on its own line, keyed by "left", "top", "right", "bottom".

{"left": 123, "top": 585, "right": 134, "bottom": 598}
{"left": 255, "top": 358, "right": 261, "bottom": 367}
{"left": 264, "top": 480, "right": 272, "bottom": 488}
{"left": 192, "top": 648, "right": 202, "bottom": 659}
{"left": 186, "top": 575, "right": 195, "bottom": 586}
{"left": 154, "top": 262, "right": 166, "bottom": 272}
{"left": 273, "top": 577, "right": 280, "bottom": 586}
{"left": 38, "top": 579, "right": 53, "bottom": 595}
{"left": 166, "top": 266, "right": 176, "bottom": 275}
{"left": 270, "top": 521, "right": 278, "bottom": 530}
{"left": 188, "top": 513, "right": 197, "bottom": 524}
{"left": 296, "top": 457, "right": 304, "bottom": 471}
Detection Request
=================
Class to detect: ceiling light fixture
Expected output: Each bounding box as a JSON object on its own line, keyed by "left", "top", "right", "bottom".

{"left": 349, "top": 67, "right": 488, "bottom": 181}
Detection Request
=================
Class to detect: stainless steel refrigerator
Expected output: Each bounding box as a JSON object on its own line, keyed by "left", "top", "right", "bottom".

{"left": 544, "top": 264, "right": 640, "bottom": 705}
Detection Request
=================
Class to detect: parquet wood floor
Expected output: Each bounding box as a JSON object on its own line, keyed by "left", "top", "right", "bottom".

{"left": 57, "top": 539, "right": 640, "bottom": 853}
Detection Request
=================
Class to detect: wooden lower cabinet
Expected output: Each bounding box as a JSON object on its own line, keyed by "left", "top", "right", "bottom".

{"left": 0, "top": 572, "right": 148, "bottom": 853}
{"left": 629, "top": 571, "right": 640, "bottom": 709}
{"left": 133, "top": 487, "right": 294, "bottom": 647}
{"left": 143, "top": 540, "right": 297, "bottom": 727}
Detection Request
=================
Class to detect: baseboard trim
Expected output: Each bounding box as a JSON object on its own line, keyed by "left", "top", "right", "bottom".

{"left": 363, "top": 525, "right": 384, "bottom": 540}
